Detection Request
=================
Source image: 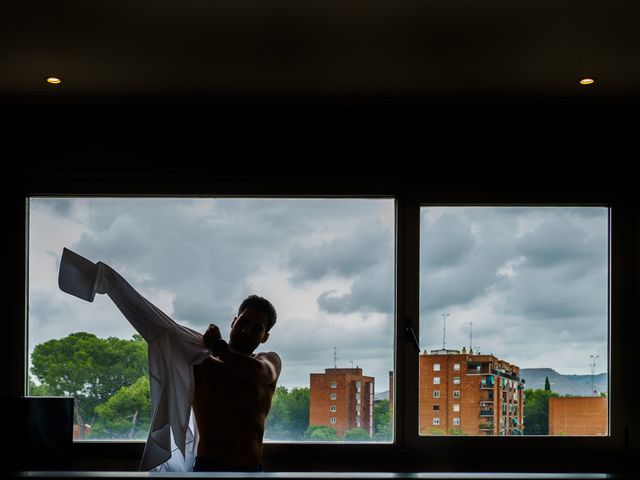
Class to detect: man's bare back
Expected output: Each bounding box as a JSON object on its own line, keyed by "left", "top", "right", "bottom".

{"left": 191, "top": 302, "right": 281, "bottom": 470}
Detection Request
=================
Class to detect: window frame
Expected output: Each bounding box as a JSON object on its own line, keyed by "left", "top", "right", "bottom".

{"left": 8, "top": 179, "right": 637, "bottom": 473}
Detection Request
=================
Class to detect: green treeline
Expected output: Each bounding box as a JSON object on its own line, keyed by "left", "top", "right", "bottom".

{"left": 30, "top": 332, "right": 393, "bottom": 441}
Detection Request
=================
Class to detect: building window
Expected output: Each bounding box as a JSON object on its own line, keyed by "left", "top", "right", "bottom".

{"left": 453, "top": 377, "right": 461, "bottom": 385}
{"left": 433, "top": 418, "right": 440, "bottom": 426}
{"left": 433, "top": 405, "right": 440, "bottom": 411}
{"left": 453, "top": 391, "right": 461, "bottom": 398}
{"left": 453, "top": 404, "right": 460, "bottom": 412}
{"left": 433, "top": 363, "right": 440, "bottom": 371}
{"left": 453, "top": 418, "right": 461, "bottom": 426}
{"left": 330, "top": 417, "right": 337, "bottom": 424}
{"left": 330, "top": 393, "right": 337, "bottom": 400}
{"left": 454, "top": 363, "right": 461, "bottom": 371}
{"left": 433, "top": 377, "right": 440, "bottom": 385}
{"left": 330, "top": 382, "right": 338, "bottom": 389}
{"left": 330, "top": 405, "right": 337, "bottom": 412}
{"left": 433, "top": 391, "right": 440, "bottom": 398}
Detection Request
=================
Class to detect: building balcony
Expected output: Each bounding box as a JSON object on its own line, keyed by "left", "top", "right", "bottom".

{"left": 479, "top": 423, "right": 495, "bottom": 431}
{"left": 480, "top": 410, "right": 494, "bottom": 417}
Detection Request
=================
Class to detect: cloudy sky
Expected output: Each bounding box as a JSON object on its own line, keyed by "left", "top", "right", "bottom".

{"left": 28, "top": 199, "right": 608, "bottom": 394}
{"left": 420, "top": 207, "right": 608, "bottom": 375}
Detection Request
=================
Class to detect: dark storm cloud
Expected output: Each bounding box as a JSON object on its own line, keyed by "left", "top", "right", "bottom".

{"left": 287, "top": 219, "right": 391, "bottom": 283}
{"left": 516, "top": 219, "right": 603, "bottom": 268}
{"left": 498, "top": 213, "right": 608, "bottom": 325}
{"left": 420, "top": 208, "right": 518, "bottom": 313}
{"left": 33, "top": 198, "right": 75, "bottom": 217}
{"left": 420, "top": 211, "right": 475, "bottom": 269}
{"left": 317, "top": 259, "right": 394, "bottom": 314}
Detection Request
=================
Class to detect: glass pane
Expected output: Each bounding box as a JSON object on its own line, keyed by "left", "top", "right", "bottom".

{"left": 419, "top": 207, "right": 608, "bottom": 436}
{"left": 28, "top": 198, "right": 394, "bottom": 442}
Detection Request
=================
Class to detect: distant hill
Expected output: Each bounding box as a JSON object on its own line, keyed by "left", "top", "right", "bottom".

{"left": 374, "top": 390, "right": 389, "bottom": 402}
{"left": 520, "top": 368, "right": 607, "bottom": 396}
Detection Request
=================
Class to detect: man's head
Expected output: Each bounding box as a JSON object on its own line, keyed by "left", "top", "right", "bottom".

{"left": 229, "top": 295, "right": 277, "bottom": 354}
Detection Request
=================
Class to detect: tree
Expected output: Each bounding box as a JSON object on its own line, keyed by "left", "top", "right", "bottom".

{"left": 544, "top": 376, "right": 551, "bottom": 391}
{"left": 343, "top": 428, "right": 370, "bottom": 441}
{"left": 28, "top": 374, "right": 52, "bottom": 396}
{"left": 303, "top": 425, "right": 339, "bottom": 441}
{"left": 373, "top": 399, "right": 392, "bottom": 441}
{"left": 523, "top": 388, "right": 559, "bottom": 435}
{"left": 92, "top": 376, "right": 151, "bottom": 439}
{"left": 264, "top": 386, "right": 310, "bottom": 440}
{"left": 31, "top": 332, "right": 148, "bottom": 438}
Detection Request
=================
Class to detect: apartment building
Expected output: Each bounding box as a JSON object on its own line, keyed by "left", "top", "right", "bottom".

{"left": 310, "top": 368, "right": 375, "bottom": 437}
{"left": 419, "top": 348, "right": 525, "bottom": 435}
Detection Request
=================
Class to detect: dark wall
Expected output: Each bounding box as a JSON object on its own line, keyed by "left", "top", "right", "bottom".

{"left": 2, "top": 97, "right": 638, "bottom": 473}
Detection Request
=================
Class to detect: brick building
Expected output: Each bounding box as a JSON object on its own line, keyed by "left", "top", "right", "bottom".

{"left": 548, "top": 396, "right": 608, "bottom": 436}
{"left": 309, "top": 367, "right": 375, "bottom": 437}
{"left": 419, "top": 348, "right": 525, "bottom": 435}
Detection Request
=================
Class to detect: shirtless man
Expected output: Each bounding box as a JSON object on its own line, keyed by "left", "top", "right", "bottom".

{"left": 192, "top": 295, "right": 282, "bottom": 472}
{"left": 57, "top": 248, "right": 281, "bottom": 472}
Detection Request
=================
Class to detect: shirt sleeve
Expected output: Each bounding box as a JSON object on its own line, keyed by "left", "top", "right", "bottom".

{"left": 92, "top": 261, "right": 181, "bottom": 343}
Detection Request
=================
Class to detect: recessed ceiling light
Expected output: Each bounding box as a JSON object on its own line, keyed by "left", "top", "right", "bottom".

{"left": 46, "top": 77, "right": 62, "bottom": 84}
{"left": 580, "top": 78, "right": 595, "bottom": 85}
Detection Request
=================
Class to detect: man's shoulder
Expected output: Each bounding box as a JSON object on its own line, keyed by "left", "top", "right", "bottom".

{"left": 253, "top": 351, "right": 281, "bottom": 362}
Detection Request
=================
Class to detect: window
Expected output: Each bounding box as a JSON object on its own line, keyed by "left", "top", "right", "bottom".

{"left": 454, "top": 363, "right": 460, "bottom": 371}
{"left": 15, "top": 180, "right": 631, "bottom": 472}
{"left": 453, "top": 404, "right": 460, "bottom": 412}
{"left": 27, "top": 197, "right": 394, "bottom": 444}
{"left": 433, "top": 363, "right": 440, "bottom": 371}
{"left": 433, "top": 377, "right": 440, "bottom": 385}
{"left": 433, "top": 418, "right": 440, "bottom": 426}
{"left": 419, "top": 207, "right": 609, "bottom": 437}
{"left": 433, "top": 391, "right": 440, "bottom": 398}
{"left": 433, "top": 405, "right": 440, "bottom": 411}
{"left": 330, "top": 405, "right": 337, "bottom": 412}
{"left": 453, "top": 418, "right": 461, "bottom": 426}
{"left": 330, "top": 417, "right": 337, "bottom": 425}
{"left": 330, "top": 393, "right": 337, "bottom": 400}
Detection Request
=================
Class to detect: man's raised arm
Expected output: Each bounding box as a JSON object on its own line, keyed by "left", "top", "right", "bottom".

{"left": 58, "top": 248, "right": 182, "bottom": 344}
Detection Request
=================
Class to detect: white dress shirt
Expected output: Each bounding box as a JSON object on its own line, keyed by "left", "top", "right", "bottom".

{"left": 76, "top": 259, "right": 212, "bottom": 471}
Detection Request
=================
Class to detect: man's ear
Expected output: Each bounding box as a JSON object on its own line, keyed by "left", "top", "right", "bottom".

{"left": 260, "top": 332, "right": 270, "bottom": 344}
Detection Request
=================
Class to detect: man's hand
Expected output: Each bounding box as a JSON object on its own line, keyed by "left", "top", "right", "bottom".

{"left": 203, "top": 324, "right": 222, "bottom": 350}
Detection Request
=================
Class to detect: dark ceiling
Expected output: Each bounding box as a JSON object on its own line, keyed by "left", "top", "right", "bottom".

{"left": 3, "top": 0, "right": 640, "bottom": 98}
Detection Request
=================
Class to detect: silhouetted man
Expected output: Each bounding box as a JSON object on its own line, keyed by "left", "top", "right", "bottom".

{"left": 58, "top": 248, "right": 281, "bottom": 472}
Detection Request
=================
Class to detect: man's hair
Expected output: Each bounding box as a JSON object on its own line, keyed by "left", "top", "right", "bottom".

{"left": 238, "top": 294, "right": 277, "bottom": 332}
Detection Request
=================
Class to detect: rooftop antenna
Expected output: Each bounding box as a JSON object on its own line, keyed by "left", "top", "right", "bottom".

{"left": 349, "top": 360, "right": 354, "bottom": 368}
{"left": 590, "top": 354, "right": 600, "bottom": 396}
{"left": 442, "top": 313, "right": 450, "bottom": 349}
{"left": 333, "top": 347, "right": 338, "bottom": 368}
{"left": 470, "top": 321, "right": 473, "bottom": 352}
